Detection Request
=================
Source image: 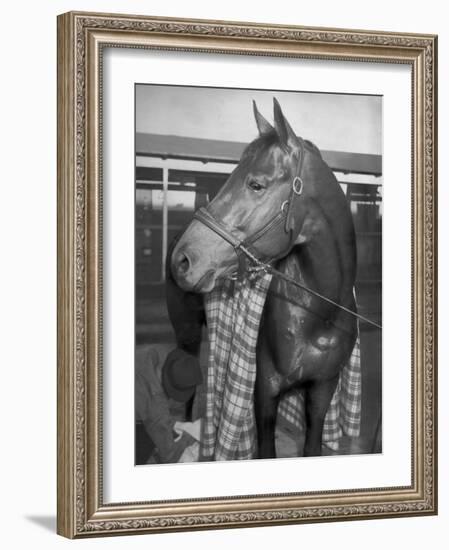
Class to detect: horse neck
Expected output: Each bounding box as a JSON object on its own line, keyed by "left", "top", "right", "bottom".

{"left": 298, "top": 199, "right": 355, "bottom": 315}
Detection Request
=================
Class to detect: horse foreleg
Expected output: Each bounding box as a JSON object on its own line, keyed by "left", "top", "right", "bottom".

{"left": 254, "top": 352, "right": 281, "bottom": 459}
{"left": 303, "top": 375, "right": 339, "bottom": 456}
{"left": 254, "top": 386, "right": 279, "bottom": 459}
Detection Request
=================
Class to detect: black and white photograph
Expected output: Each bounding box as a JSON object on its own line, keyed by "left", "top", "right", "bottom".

{"left": 134, "top": 85, "right": 382, "bottom": 466}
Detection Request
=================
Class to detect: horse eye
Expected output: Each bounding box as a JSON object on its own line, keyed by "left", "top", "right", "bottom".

{"left": 248, "top": 180, "right": 264, "bottom": 192}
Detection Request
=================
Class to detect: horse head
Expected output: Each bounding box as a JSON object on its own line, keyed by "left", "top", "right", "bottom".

{"left": 171, "top": 98, "right": 352, "bottom": 293}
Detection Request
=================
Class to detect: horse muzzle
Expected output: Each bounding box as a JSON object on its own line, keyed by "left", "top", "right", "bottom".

{"left": 171, "top": 248, "right": 216, "bottom": 293}
{"left": 171, "top": 220, "right": 237, "bottom": 293}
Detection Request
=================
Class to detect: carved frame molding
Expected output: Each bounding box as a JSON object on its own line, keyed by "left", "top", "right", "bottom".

{"left": 57, "top": 11, "right": 437, "bottom": 538}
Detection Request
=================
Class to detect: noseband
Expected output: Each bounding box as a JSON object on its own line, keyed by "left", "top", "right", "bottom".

{"left": 194, "top": 138, "right": 306, "bottom": 268}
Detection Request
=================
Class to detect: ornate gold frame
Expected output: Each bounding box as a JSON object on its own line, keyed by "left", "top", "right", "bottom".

{"left": 57, "top": 11, "right": 438, "bottom": 538}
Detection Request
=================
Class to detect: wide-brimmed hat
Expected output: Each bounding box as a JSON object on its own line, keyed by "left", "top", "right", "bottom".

{"left": 161, "top": 349, "right": 202, "bottom": 403}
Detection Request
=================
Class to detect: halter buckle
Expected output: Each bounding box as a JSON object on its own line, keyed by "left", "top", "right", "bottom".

{"left": 292, "top": 176, "right": 303, "bottom": 196}
{"left": 281, "top": 200, "right": 289, "bottom": 214}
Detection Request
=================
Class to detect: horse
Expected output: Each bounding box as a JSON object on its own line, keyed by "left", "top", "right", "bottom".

{"left": 168, "top": 98, "right": 358, "bottom": 458}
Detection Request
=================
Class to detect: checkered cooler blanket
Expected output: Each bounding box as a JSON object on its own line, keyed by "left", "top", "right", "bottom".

{"left": 199, "top": 273, "right": 361, "bottom": 461}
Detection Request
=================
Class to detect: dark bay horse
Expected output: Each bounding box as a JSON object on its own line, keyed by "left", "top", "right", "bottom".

{"left": 169, "top": 98, "right": 358, "bottom": 457}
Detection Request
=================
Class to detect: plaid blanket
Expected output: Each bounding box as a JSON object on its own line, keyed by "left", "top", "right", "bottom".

{"left": 199, "top": 273, "right": 361, "bottom": 461}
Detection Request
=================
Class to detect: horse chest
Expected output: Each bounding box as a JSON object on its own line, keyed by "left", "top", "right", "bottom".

{"left": 260, "top": 259, "right": 352, "bottom": 389}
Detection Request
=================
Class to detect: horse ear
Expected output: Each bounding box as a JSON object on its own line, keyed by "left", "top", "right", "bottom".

{"left": 253, "top": 100, "right": 274, "bottom": 136}
{"left": 273, "top": 98, "right": 299, "bottom": 148}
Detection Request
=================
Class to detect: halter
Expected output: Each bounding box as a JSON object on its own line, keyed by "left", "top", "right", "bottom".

{"left": 194, "top": 138, "right": 306, "bottom": 266}
{"left": 193, "top": 138, "right": 382, "bottom": 330}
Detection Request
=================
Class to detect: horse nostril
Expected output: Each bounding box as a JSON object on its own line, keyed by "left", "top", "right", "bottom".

{"left": 176, "top": 251, "right": 191, "bottom": 275}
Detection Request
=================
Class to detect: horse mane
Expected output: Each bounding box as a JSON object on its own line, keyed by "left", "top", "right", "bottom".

{"left": 242, "top": 130, "right": 283, "bottom": 159}
{"left": 242, "top": 131, "right": 322, "bottom": 161}
{"left": 304, "top": 139, "right": 322, "bottom": 158}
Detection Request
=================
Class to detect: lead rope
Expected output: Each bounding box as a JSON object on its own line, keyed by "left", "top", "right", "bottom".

{"left": 236, "top": 242, "right": 382, "bottom": 330}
